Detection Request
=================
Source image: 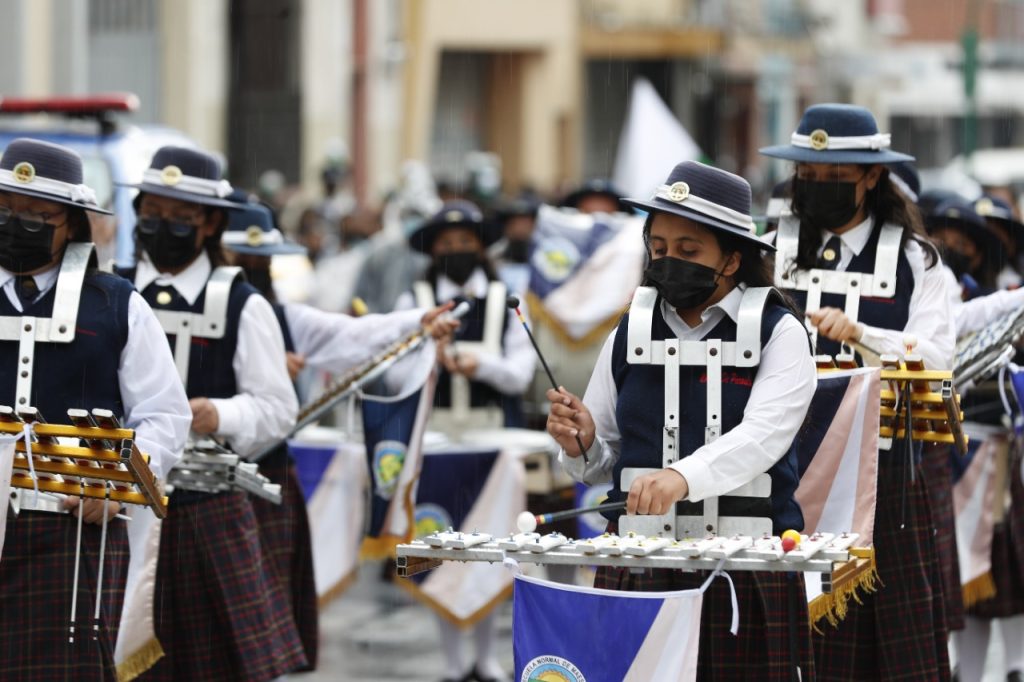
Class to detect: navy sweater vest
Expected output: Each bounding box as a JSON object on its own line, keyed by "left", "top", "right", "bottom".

{"left": 607, "top": 298, "right": 804, "bottom": 533}
{"left": 0, "top": 272, "right": 131, "bottom": 420}
{"left": 123, "top": 270, "right": 256, "bottom": 401}
{"left": 433, "top": 291, "right": 510, "bottom": 410}
{"left": 782, "top": 224, "right": 914, "bottom": 358}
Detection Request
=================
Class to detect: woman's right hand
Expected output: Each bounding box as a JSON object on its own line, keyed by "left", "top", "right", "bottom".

{"left": 545, "top": 387, "right": 596, "bottom": 458}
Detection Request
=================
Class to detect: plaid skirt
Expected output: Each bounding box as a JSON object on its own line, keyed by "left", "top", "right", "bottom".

{"left": 140, "top": 491, "right": 307, "bottom": 682}
{"left": 250, "top": 459, "right": 319, "bottom": 670}
{"left": 921, "top": 443, "right": 964, "bottom": 631}
{"left": 0, "top": 510, "right": 129, "bottom": 681}
{"left": 969, "top": 445, "right": 1024, "bottom": 619}
{"left": 813, "top": 456, "right": 951, "bottom": 682}
{"left": 594, "top": 526, "right": 814, "bottom": 681}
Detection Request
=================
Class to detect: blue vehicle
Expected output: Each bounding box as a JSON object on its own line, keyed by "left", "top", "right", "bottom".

{"left": 0, "top": 94, "right": 195, "bottom": 267}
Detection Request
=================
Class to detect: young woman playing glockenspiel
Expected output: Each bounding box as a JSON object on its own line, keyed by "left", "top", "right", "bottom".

{"left": 546, "top": 161, "right": 818, "bottom": 681}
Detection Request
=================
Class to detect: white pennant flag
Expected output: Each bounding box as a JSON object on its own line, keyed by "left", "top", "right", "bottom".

{"left": 613, "top": 78, "right": 702, "bottom": 200}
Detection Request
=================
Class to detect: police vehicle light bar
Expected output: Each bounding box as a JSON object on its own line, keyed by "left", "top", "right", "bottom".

{"left": 0, "top": 93, "right": 140, "bottom": 115}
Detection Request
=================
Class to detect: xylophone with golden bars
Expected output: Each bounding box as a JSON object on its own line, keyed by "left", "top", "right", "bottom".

{"left": 0, "top": 405, "right": 168, "bottom": 518}
{"left": 815, "top": 337, "right": 968, "bottom": 456}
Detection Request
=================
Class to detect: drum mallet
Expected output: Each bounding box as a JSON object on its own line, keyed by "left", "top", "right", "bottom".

{"left": 517, "top": 501, "right": 627, "bottom": 533}
{"left": 506, "top": 295, "right": 588, "bottom": 463}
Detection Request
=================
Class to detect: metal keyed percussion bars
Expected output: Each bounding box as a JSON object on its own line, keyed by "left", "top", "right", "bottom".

{"left": 0, "top": 405, "right": 168, "bottom": 517}
{"left": 168, "top": 439, "right": 282, "bottom": 504}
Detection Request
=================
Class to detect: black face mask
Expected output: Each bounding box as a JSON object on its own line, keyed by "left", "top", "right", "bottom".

{"left": 792, "top": 176, "right": 863, "bottom": 231}
{"left": 0, "top": 216, "right": 58, "bottom": 274}
{"left": 243, "top": 265, "right": 273, "bottom": 295}
{"left": 943, "top": 248, "right": 973, "bottom": 279}
{"left": 437, "top": 251, "right": 480, "bottom": 286}
{"left": 643, "top": 256, "right": 722, "bottom": 310}
{"left": 137, "top": 218, "right": 200, "bottom": 271}
{"left": 503, "top": 238, "right": 530, "bottom": 264}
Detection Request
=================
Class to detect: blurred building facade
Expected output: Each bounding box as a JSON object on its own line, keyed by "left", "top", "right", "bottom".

{"left": 2, "top": 0, "right": 1024, "bottom": 201}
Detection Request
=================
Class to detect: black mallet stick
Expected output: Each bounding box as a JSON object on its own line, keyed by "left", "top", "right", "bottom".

{"left": 507, "top": 295, "right": 589, "bottom": 463}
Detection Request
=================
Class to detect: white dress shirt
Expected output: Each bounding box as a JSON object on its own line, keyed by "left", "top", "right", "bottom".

{"left": 942, "top": 264, "right": 1024, "bottom": 337}
{"left": 559, "top": 286, "right": 817, "bottom": 503}
{"left": 394, "top": 268, "right": 536, "bottom": 395}
{"left": 0, "top": 263, "right": 192, "bottom": 479}
{"left": 135, "top": 252, "right": 298, "bottom": 458}
{"left": 768, "top": 219, "right": 956, "bottom": 370}
{"left": 283, "top": 303, "right": 425, "bottom": 375}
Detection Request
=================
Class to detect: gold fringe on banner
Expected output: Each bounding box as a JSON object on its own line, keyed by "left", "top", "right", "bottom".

{"left": 809, "top": 547, "right": 879, "bottom": 633}
{"left": 359, "top": 477, "right": 418, "bottom": 560}
{"left": 524, "top": 291, "right": 625, "bottom": 352}
{"left": 116, "top": 638, "right": 165, "bottom": 682}
{"left": 961, "top": 572, "right": 997, "bottom": 608}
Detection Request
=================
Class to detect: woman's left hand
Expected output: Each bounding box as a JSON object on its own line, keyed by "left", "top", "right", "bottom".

{"left": 807, "top": 307, "right": 863, "bottom": 343}
{"left": 626, "top": 469, "right": 689, "bottom": 516}
{"left": 189, "top": 397, "right": 220, "bottom": 434}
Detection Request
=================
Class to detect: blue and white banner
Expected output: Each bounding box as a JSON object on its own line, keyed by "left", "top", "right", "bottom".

{"left": 290, "top": 427, "right": 368, "bottom": 600}
{"left": 400, "top": 446, "right": 527, "bottom": 626}
{"left": 574, "top": 482, "right": 613, "bottom": 540}
{"left": 513, "top": 572, "right": 719, "bottom": 682}
{"left": 360, "top": 370, "right": 437, "bottom": 558}
{"left": 527, "top": 205, "right": 645, "bottom": 342}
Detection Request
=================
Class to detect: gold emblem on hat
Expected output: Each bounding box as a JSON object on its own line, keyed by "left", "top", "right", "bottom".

{"left": 156, "top": 291, "right": 173, "bottom": 306}
{"left": 160, "top": 165, "right": 183, "bottom": 186}
{"left": 12, "top": 162, "right": 35, "bottom": 184}
{"left": 667, "top": 181, "right": 690, "bottom": 203}
{"left": 446, "top": 210, "right": 463, "bottom": 222}
{"left": 246, "top": 225, "right": 264, "bottom": 247}
{"left": 809, "top": 129, "right": 829, "bottom": 151}
{"left": 823, "top": 247, "right": 837, "bottom": 262}
{"left": 975, "top": 198, "right": 994, "bottom": 216}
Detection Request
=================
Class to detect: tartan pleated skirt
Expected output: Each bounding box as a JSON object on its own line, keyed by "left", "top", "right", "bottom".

{"left": 140, "top": 491, "right": 307, "bottom": 682}
{"left": 249, "top": 458, "right": 319, "bottom": 670}
{"left": 0, "top": 510, "right": 129, "bottom": 681}
{"left": 813, "top": 455, "right": 951, "bottom": 681}
{"left": 921, "top": 443, "right": 964, "bottom": 631}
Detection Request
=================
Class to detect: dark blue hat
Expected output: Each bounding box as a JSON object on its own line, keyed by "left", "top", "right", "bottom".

{"left": 123, "top": 145, "right": 238, "bottom": 209}
{"left": 0, "top": 138, "right": 111, "bottom": 214}
{"left": 974, "top": 194, "right": 1024, "bottom": 246}
{"left": 622, "top": 160, "right": 771, "bottom": 250}
{"left": 409, "top": 200, "right": 498, "bottom": 254}
{"left": 222, "top": 190, "right": 307, "bottom": 256}
{"left": 925, "top": 195, "right": 1001, "bottom": 257}
{"left": 887, "top": 161, "right": 920, "bottom": 202}
{"left": 561, "top": 178, "right": 632, "bottom": 214}
{"left": 760, "top": 104, "right": 914, "bottom": 165}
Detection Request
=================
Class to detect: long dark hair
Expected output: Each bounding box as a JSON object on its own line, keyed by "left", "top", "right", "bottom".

{"left": 788, "top": 166, "right": 939, "bottom": 272}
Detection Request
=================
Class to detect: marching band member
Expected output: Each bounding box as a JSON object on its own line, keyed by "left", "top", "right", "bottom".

{"left": 760, "top": 103, "right": 955, "bottom": 681}
{"left": 975, "top": 194, "right": 1024, "bottom": 289}
{"left": 548, "top": 161, "right": 818, "bottom": 680}
{"left": 121, "top": 146, "right": 307, "bottom": 680}
{"left": 396, "top": 200, "right": 537, "bottom": 682}
{"left": 0, "top": 138, "right": 191, "bottom": 680}
{"left": 218, "top": 196, "right": 460, "bottom": 670}
{"left": 395, "top": 200, "right": 536, "bottom": 431}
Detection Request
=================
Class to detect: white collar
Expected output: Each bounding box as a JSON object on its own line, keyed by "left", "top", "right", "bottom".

{"left": 0, "top": 263, "right": 61, "bottom": 296}
{"left": 821, "top": 216, "right": 874, "bottom": 256}
{"left": 135, "top": 250, "right": 212, "bottom": 306}
{"left": 435, "top": 267, "right": 490, "bottom": 302}
{"left": 661, "top": 285, "right": 744, "bottom": 332}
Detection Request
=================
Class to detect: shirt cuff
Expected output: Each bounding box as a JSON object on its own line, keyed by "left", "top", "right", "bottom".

{"left": 471, "top": 351, "right": 504, "bottom": 389}
{"left": 558, "top": 447, "right": 588, "bottom": 481}
{"left": 209, "top": 398, "right": 242, "bottom": 439}
{"left": 669, "top": 456, "right": 714, "bottom": 502}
